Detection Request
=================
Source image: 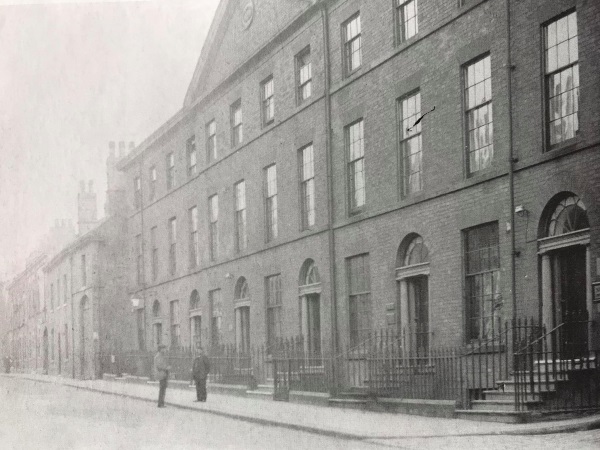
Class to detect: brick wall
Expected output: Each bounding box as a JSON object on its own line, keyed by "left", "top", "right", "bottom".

{"left": 121, "top": 0, "right": 600, "bottom": 355}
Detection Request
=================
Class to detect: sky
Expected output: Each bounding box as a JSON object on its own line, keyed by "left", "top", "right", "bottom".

{"left": 0, "top": 0, "right": 220, "bottom": 277}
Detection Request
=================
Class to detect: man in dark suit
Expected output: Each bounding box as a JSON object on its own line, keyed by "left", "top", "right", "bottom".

{"left": 191, "top": 346, "right": 210, "bottom": 402}
{"left": 154, "top": 345, "right": 171, "bottom": 407}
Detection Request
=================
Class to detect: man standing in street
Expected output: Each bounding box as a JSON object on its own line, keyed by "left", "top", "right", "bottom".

{"left": 154, "top": 344, "right": 171, "bottom": 407}
{"left": 191, "top": 346, "right": 210, "bottom": 402}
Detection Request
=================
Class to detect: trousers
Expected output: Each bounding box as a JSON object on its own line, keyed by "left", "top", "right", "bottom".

{"left": 195, "top": 378, "right": 207, "bottom": 401}
{"left": 158, "top": 378, "right": 168, "bottom": 406}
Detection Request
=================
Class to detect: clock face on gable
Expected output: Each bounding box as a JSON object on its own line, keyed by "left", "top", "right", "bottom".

{"left": 241, "top": 0, "right": 255, "bottom": 30}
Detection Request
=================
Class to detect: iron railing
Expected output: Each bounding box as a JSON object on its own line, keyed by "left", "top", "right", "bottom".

{"left": 514, "top": 309, "right": 598, "bottom": 412}
{"left": 99, "top": 315, "right": 599, "bottom": 414}
{"left": 461, "top": 318, "right": 541, "bottom": 407}
{"left": 331, "top": 329, "right": 463, "bottom": 403}
{"left": 271, "top": 336, "right": 330, "bottom": 399}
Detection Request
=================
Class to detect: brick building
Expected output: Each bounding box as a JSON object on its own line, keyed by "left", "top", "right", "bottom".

{"left": 119, "top": 0, "right": 600, "bottom": 370}
{"left": 5, "top": 143, "right": 131, "bottom": 379}
{"left": 40, "top": 142, "right": 131, "bottom": 379}
{"left": 5, "top": 220, "right": 76, "bottom": 373}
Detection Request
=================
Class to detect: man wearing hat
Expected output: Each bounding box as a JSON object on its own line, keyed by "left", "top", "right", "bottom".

{"left": 154, "top": 344, "right": 171, "bottom": 407}
{"left": 191, "top": 346, "right": 210, "bottom": 402}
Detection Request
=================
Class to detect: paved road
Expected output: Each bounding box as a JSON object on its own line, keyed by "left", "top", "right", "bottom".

{"left": 366, "top": 429, "right": 600, "bottom": 449}
{"left": 0, "top": 377, "right": 381, "bottom": 449}
{"left": 0, "top": 377, "right": 598, "bottom": 449}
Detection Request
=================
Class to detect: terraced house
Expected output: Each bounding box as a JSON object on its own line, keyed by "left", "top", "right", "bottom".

{"left": 118, "top": 0, "right": 600, "bottom": 420}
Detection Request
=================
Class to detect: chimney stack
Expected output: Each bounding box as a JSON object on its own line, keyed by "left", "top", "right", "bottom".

{"left": 78, "top": 179, "right": 98, "bottom": 235}
{"left": 105, "top": 139, "right": 129, "bottom": 218}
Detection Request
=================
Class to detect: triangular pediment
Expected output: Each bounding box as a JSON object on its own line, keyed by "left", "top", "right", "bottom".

{"left": 184, "top": 0, "right": 314, "bottom": 107}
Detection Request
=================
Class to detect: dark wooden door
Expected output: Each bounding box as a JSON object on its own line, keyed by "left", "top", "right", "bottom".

{"left": 556, "top": 246, "right": 588, "bottom": 357}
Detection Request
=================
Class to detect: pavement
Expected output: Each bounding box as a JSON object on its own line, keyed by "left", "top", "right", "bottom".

{"left": 3, "top": 373, "right": 600, "bottom": 441}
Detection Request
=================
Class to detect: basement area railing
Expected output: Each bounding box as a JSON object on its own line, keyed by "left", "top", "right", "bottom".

{"left": 513, "top": 309, "right": 598, "bottom": 412}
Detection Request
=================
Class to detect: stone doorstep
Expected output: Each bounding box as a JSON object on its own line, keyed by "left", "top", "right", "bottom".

{"left": 289, "top": 390, "right": 329, "bottom": 407}
{"left": 329, "top": 396, "right": 457, "bottom": 418}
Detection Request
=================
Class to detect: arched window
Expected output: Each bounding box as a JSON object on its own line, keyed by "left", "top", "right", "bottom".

{"left": 235, "top": 277, "right": 249, "bottom": 302}
{"left": 397, "top": 234, "right": 429, "bottom": 268}
{"left": 189, "top": 290, "right": 200, "bottom": 311}
{"left": 547, "top": 195, "right": 589, "bottom": 237}
{"left": 299, "top": 259, "right": 320, "bottom": 286}
{"left": 152, "top": 300, "right": 161, "bottom": 318}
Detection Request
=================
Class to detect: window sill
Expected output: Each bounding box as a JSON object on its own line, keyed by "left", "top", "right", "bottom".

{"left": 349, "top": 207, "right": 365, "bottom": 217}
{"left": 395, "top": 34, "right": 418, "bottom": 49}
{"left": 516, "top": 135, "right": 583, "bottom": 170}
{"left": 466, "top": 164, "right": 496, "bottom": 180}
{"left": 296, "top": 97, "right": 311, "bottom": 108}
{"left": 343, "top": 66, "right": 362, "bottom": 82}
{"left": 544, "top": 136, "right": 578, "bottom": 155}
{"left": 400, "top": 189, "right": 425, "bottom": 202}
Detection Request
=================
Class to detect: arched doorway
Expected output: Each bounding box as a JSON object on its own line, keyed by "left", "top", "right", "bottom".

{"left": 189, "top": 290, "right": 202, "bottom": 350}
{"left": 538, "top": 193, "right": 590, "bottom": 356}
{"left": 80, "top": 296, "right": 93, "bottom": 379}
{"left": 299, "top": 260, "right": 321, "bottom": 356}
{"left": 234, "top": 278, "right": 250, "bottom": 353}
{"left": 396, "top": 234, "right": 430, "bottom": 358}
{"left": 42, "top": 328, "right": 48, "bottom": 375}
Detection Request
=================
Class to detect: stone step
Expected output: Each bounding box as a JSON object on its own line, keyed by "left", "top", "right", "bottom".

{"left": 471, "top": 399, "right": 542, "bottom": 412}
{"left": 245, "top": 389, "right": 273, "bottom": 398}
{"left": 483, "top": 389, "right": 540, "bottom": 402}
{"left": 498, "top": 379, "right": 557, "bottom": 393}
{"left": 334, "top": 388, "right": 371, "bottom": 399}
{"left": 512, "top": 371, "right": 569, "bottom": 382}
{"left": 533, "top": 357, "right": 597, "bottom": 371}
{"left": 455, "top": 409, "right": 528, "bottom": 424}
{"left": 328, "top": 398, "right": 370, "bottom": 410}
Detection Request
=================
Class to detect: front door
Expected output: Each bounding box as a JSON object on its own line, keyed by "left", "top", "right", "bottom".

{"left": 154, "top": 323, "right": 163, "bottom": 349}
{"left": 237, "top": 307, "right": 250, "bottom": 353}
{"left": 80, "top": 298, "right": 93, "bottom": 379}
{"left": 190, "top": 316, "right": 201, "bottom": 349}
{"left": 58, "top": 334, "right": 62, "bottom": 375}
{"left": 43, "top": 329, "right": 48, "bottom": 375}
{"left": 306, "top": 294, "right": 321, "bottom": 356}
{"left": 407, "top": 276, "right": 429, "bottom": 359}
{"left": 553, "top": 245, "right": 588, "bottom": 357}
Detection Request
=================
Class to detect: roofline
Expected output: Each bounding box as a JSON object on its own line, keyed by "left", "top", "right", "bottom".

{"left": 7, "top": 255, "right": 47, "bottom": 289}
{"left": 117, "top": 107, "right": 187, "bottom": 171}
{"left": 43, "top": 219, "right": 112, "bottom": 272}
{"left": 183, "top": 0, "right": 232, "bottom": 107}
{"left": 120, "top": 0, "right": 323, "bottom": 172}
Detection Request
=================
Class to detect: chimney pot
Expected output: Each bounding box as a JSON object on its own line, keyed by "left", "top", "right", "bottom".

{"left": 79, "top": 181, "right": 85, "bottom": 193}
{"left": 88, "top": 180, "right": 94, "bottom": 193}
{"left": 109, "top": 141, "right": 116, "bottom": 158}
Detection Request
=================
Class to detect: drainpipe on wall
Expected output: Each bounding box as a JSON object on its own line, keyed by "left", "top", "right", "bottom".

{"left": 319, "top": 0, "right": 338, "bottom": 390}
{"left": 140, "top": 148, "right": 147, "bottom": 353}
{"left": 70, "top": 255, "right": 75, "bottom": 378}
{"left": 505, "top": 0, "right": 517, "bottom": 326}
